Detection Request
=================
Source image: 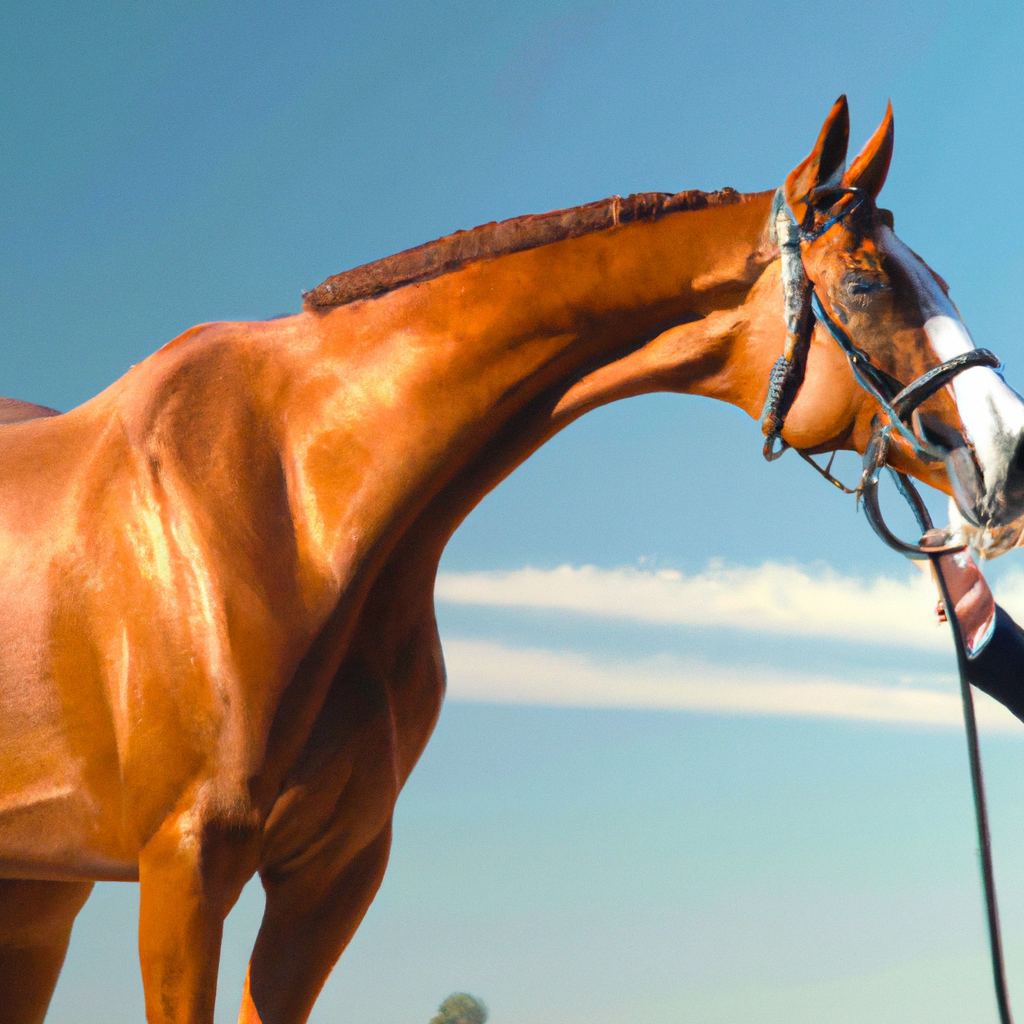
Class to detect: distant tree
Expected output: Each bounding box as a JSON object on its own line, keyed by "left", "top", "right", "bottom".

{"left": 429, "top": 992, "right": 488, "bottom": 1024}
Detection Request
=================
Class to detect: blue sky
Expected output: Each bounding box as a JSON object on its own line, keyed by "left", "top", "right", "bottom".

{"left": 8, "top": 1, "right": 1024, "bottom": 1021}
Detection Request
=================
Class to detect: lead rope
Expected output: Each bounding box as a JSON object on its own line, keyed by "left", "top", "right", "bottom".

{"left": 899, "top": 489, "right": 1015, "bottom": 1024}
{"left": 936, "top": 560, "right": 1014, "bottom": 1024}
{"left": 833, "top": 405, "right": 1015, "bottom": 1024}
{"left": 858, "top": 449, "right": 1013, "bottom": 1023}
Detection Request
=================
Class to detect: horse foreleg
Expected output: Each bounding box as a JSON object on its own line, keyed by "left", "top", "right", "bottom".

{"left": 237, "top": 822, "right": 392, "bottom": 1024}
{"left": 138, "top": 811, "right": 261, "bottom": 1024}
{"left": 0, "top": 878, "right": 94, "bottom": 1024}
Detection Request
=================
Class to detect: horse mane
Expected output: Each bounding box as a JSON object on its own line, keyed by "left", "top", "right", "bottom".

{"left": 303, "top": 187, "right": 746, "bottom": 311}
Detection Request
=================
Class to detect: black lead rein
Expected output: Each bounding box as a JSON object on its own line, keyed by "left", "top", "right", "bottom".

{"left": 763, "top": 188, "right": 1015, "bottom": 1023}
{"left": 932, "top": 518, "right": 1015, "bottom": 1024}
{"left": 860, "top": 433, "right": 1015, "bottom": 1024}
{"left": 859, "top": 445, "right": 1014, "bottom": 1024}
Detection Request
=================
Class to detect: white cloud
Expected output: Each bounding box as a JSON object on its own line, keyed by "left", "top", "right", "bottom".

{"left": 436, "top": 562, "right": 949, "bottom": 648}
{"left": 437, "top": 561, "right": 1024, "bottom": 729}
{"left": 443, "top": 639, "right": 1022, "bottom": 733}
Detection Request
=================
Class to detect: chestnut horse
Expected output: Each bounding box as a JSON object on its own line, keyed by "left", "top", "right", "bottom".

{"left": 3, "top": 97, "right": 1024, "bottom": 1024}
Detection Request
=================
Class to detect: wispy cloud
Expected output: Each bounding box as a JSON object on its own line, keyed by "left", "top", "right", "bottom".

{"left": 436, "top": 562, "right": 947, "bottom": 648}
{"left": 437, "top": 562, "right": 1024, "bottom": 728}
{"left": 443, "top": 639, "right": 1022, "bottom": 732}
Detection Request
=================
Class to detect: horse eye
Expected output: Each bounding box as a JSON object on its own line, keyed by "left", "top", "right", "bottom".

{"left": 842, "top": 271, "right": 889, "bottom": 297}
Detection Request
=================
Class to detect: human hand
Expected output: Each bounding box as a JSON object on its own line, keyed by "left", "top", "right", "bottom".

{"left": 922, "top": 529, "right": 996, "bottom": 656}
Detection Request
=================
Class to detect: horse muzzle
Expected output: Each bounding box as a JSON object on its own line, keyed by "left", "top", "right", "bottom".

{"left": 859, "top": 349, "right": 1024, "bottom": 559}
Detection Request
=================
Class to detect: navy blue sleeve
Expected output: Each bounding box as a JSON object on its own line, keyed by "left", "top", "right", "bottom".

{"left": 966, "top": 606, "right": 1024, "bottom": 725}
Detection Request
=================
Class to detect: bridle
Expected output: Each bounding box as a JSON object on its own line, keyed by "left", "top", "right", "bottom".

{"left": 761, "top": 187, "right": 1015, "bottom": 1024}
{"left": 760, "top": 185, "right": 1000, "bottom": 558}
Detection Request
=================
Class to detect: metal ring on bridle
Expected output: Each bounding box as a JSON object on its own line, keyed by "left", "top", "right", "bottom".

{"left": 858, "top": 425, "right": 964, "bottom": 558}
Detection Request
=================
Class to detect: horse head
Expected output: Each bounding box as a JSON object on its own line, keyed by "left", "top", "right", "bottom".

{"left": 772, "top": 95, "right": 1024, "bottom": 541}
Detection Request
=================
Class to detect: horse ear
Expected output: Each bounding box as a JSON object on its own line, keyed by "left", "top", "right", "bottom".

{"left": 784, "top": 95, "right": 850, "bottom": 227}
{"left": 842, "top": 100, "right": 894, "bottom": 199}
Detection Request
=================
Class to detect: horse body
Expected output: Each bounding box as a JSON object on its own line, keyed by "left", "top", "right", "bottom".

{"left": 3, "top": 98, "right": 1024, "bottom": 1023}
{"left": 0, "top": 190, "right": 780, "bottom": 873}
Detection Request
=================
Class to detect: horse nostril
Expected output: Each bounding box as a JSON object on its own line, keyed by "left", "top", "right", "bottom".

{"left": 998, "top": 432, "right": 1024, "bottom": 516}
{"left": 913, "top": 410, "right": 963, "bottom": 450}
{"left": 1013, "top": 434, "right": 1024, "bottom": 478}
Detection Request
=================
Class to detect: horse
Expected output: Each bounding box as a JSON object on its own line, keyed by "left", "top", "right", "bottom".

{"left": 3, "top": 95, "right": 1024, "bottom": 1024}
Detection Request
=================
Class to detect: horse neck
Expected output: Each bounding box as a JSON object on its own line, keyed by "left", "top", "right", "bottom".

{"left": 287, "top": 190, "right": 778, "bottom": 577}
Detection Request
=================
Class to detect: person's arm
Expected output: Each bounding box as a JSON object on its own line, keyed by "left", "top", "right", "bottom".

{"left": 925, "top": 530, "right": 1024, "bottom": 723}
{"left": 925, "top": 531, "right": 997, "bottom": 658}
{"left": 965, "top": 607, "right": 1024, "bottom": 723}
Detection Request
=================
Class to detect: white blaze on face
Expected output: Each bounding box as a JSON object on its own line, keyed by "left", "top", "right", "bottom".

{"left": 879, "top": 226, "right": 1024, "bottom": 508}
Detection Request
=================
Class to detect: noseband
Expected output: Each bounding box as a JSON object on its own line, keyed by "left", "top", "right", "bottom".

{"left": 760, "top": 186, "right": 1000, "bottom": 559}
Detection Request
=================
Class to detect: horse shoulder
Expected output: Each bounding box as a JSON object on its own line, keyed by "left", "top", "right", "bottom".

{"left": 260, "top": 567, "right": 444, "bottom": 874}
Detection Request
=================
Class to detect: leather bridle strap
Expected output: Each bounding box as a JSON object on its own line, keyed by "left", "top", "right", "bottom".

{"left": 810, "top": 291, "right": 1001, "bottom": 466}
{"left": 932, "top": 543, "right": 1015, "bottom": 1024}
{"left": 761, "top": 188, "right": 869, "bottom": 459}
{"left": 863, "top": 448, "right": 1015, "bottom": 1024}
{"left": 891, "top": 350, "right": 1002, "bottom": 422}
